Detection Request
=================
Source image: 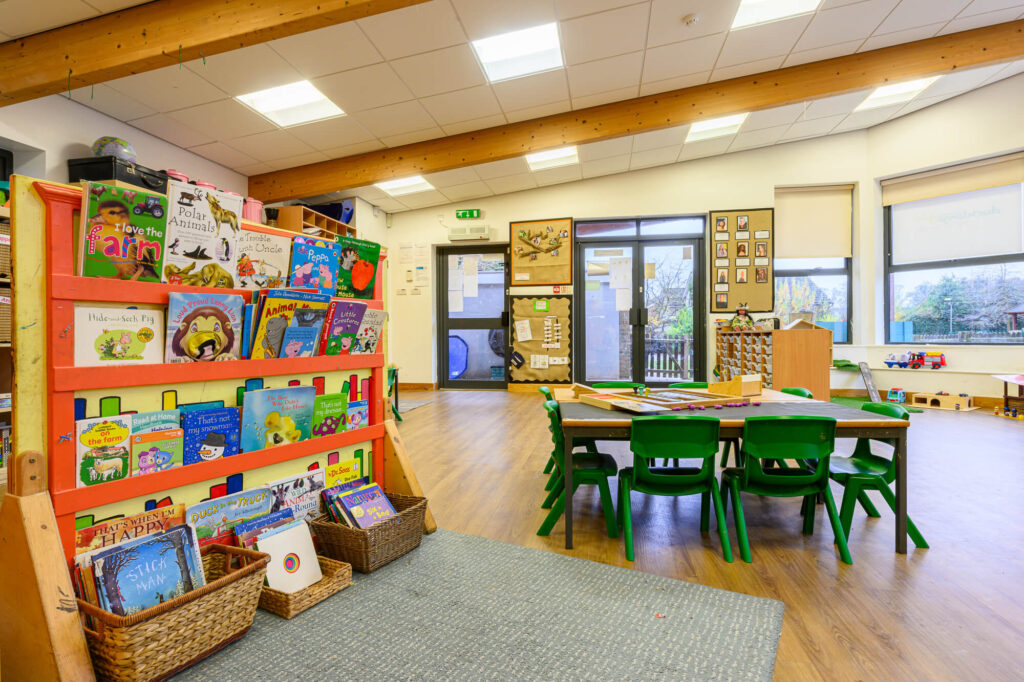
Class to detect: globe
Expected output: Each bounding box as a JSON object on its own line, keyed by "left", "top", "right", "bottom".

{"left": 91, "top": 136, "right": 138, "bottom": 163}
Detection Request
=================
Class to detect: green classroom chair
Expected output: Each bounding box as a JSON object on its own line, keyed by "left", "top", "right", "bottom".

{"left": 828, "top": 402, "right": 929, "bottom": 549}
{"left": 662, "top": 382, "right": 741, "bottom": 468}
{"left": 618, "top": 415, "right": 732, "bottom": 562}
{"left": 592, "top": 381, "right": 645, "bottom": 394}
{"left": 668, "top": 382, "right": 708, "bottom": 389}
{"left": 537, "top": 401, "right": 618, "bottom": 539}
{"left": 538, "top": 387, "right": 599, "bottom": 490}
{"left": 781, "top": 386, "right": 814, "bottom": 399}
{"left": 721, "top": 415, "right": 852, "bottom": 564}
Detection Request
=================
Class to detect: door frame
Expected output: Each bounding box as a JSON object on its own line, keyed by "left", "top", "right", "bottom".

{"left": 436, "top": 243, "right": 510, "bottom": 389}
{"left": 573, "top": 231, "right": 706, "bottom": 386}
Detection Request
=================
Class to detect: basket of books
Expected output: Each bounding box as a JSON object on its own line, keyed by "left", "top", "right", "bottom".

{"left": 77, "top": 543, "right": 269, "bottom": 681}
{"left": 258, "top": 555, "right": 352, "bottom": 619}
{"left": 311, "top": 489, "right": 428, "bottom": 574}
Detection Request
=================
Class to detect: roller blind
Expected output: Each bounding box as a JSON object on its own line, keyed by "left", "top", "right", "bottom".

{"left": 774, "top": 185, "right": 853, "bottom": 258}
{"left": 881, "top": 152, "right": 1024, "bottom": 206}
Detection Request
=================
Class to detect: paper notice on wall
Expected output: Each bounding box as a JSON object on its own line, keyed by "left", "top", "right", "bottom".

{"left": 463, "top": 255, "right": 478, "bottom": 276}
{"left": 463, "top": 275, "right": 478, "bottom": 297}
{"left": 397, "top": 288, "right": 408, "bottom": 296}
{"left": 541, "top": 343, "right": 560, "bottom": 349}
{"left": 405, "top": 269, "right": 413, "bottom": 282}
{"left": 615, "top": 287, "right": 631, "bottom": 311}
{"left": 399, "top": 243, "right": 414, "bottom": 264}
{"left": 448, "top": 290, "right": 464, "bottom": 312}
{"left": 530, "top": 354, "right": 549, "bottom": 370}
{"left": 515, "top": 272, "right": 530, "bottom": 281}
{"left": 585, "top": 280, "right": 600, "bottom": 291}
{"left": 415, "top": 266, "right": 428, "bottom": 285}
{"left": 482, "top": 253, "right": 503, "bottom": 261}
{"left": 514, "top": 319, "right": 532, "bottom": 342}
{"left": 549, "top": 356, "right": 568, "bottom": 365}
{"left": 411, "top": 288, "right": 422, "bottom": 295}
{"left": 448, "top": 270, "right": 463, "bottom": 291}
{"left": 609, "top": 257, "right": 631, "bottom": 288}
{"left": 414, "top": 243, "right": 430, "bottom": 263}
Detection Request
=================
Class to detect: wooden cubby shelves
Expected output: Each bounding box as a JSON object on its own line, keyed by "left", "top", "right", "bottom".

{"left": 276, "top": 205, "right": 356, "bottom": 240}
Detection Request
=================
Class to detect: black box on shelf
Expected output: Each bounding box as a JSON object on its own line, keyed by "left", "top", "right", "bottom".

{"left": 67, "top": 156, "right": 169, "bottom": 194}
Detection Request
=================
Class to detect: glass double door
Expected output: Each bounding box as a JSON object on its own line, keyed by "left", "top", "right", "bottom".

{"left": 576, "top": 240, "right": 703, "bottom": 386}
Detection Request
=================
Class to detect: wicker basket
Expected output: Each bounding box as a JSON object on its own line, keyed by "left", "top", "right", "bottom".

{"left": 77, "top": 544, "right": 269, "bottom": 682}
{"left": 311, "top": 493, "right": 427, "bottom": 573}
{"left": 258, "top": 556, "right": 352, "bottom": 619}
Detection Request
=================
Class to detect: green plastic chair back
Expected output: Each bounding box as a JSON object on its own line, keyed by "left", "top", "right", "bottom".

{"left": 538, "top": 386, "right": 553, "bottom": 401}
{"left": 781, "top": 386, "right": 814, "bottom": 399}
{"left": 630, "top": 416, "right": 719, "bottom": 490}
{"left": 592, "top": 381, "right": 645, "bottom": 393}
{"left": 739, "top": 416, "right": 836, "bottom": 492}
{"left": 847, "top": 402, "right": 908, "bottom": 483}
{"left": 668, "top": 382, "right": 708, "bottom": 389}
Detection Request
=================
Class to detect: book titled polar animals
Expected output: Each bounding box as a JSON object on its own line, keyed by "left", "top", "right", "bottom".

{"left": 163, "top": 180, "right": 241, "bottom": 288}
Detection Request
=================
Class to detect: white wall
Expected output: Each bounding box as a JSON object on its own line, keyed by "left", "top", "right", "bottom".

{"left": 384, "top": 74, "right": 1024, "bottom": 396}
{"left": 0, "top": 95, "right": 246, "bottom": 193}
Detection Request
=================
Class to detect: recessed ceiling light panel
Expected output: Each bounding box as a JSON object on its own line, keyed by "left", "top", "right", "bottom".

{"left": 472, "top": 22, "right": 563, "bottom": 83}
{"left": 685, "top": 113, "right": 749, "bottom": 143}
{"left": 375, "top": 176, "right": 435, "bottom": 196}
{"left": 854, "top": 76, "right": 941, "bottom": 111}
{"left": 525, "top": 146, "right": 579, "bottom": 171}
{"left": 731, "top": 0, "right": 821, "bottom": 29}
{"left": 236, "top": 81, "right": 344, "bottom": 127}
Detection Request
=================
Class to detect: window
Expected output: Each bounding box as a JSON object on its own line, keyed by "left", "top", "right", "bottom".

{"left": 773, "top": 258, "right": 851, "bottom": 343}
{"left": 885, "top": 183, "right": 1024, "bottom": 345}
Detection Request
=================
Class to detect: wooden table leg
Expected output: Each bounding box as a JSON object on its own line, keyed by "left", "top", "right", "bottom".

{"left": 562, "top": 425, "right": 575, "bottom": 549}
{"left": 895, "top": 432, "right": 908, "bottom": 554}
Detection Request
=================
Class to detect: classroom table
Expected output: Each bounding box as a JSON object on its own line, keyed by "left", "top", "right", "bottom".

{"left": 556, "top": 396, "right": 912, "bottom": 554}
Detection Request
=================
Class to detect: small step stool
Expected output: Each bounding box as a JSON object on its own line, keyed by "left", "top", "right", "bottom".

{"left": 911, "top": 392, "right": 978, "bottom": 411}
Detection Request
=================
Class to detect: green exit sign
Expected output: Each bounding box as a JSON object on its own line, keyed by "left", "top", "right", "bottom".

{"left": 455, "top": 209, "right": 481, "bottom": 219}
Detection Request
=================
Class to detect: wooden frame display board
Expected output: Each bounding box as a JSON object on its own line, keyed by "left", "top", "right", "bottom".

{"left": 709, "top": 208, "right": 774, "bottom": 312}
{"left": 8, "top": 176, "right": 389, "bottom": 562}
{"left": 510, "top": 295, "right": 571, "bottom": 383}
{"left": 509, "top": 217, "right": 572, "bottom": 286}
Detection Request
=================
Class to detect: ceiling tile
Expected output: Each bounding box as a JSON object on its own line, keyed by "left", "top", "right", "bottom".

{"left": 168, "top": 99, "right": 276, "bottom": 140}
{"left": 475, "top": 157, "right": 531, "bottom": 179}
{"left": 557, "top": 0, "right": 647, "bottom": 20}
{"left": 729, "top": 124, "right": 790, "bottom": 151}
{"left": 264, "top": 151, "right": 330, "bottom": 172}
{"left": 959, "top": 0, "right": 1024, "bottom": 15}
{"left": 351, "top": 100, "right": 438, "bottom": 138}
{"left": 347, "top": 186, "right": 389, "bottom": 202}
{"left": 269, "top": 23, "right": 383, "bottom": 79}
{"left": 391, "top": 45, "right": 486, "bottom": 98}
{"left": 938, "top": 6, "right": 1024, "bottom": 34}
{"left": 187, "top": 142, "right": 258, "bottom": 169}
{"left": 439, "top": 181, "right": 494, "bottom": 201}
{"left": 186, "top": 45, "right": 301, "bottom": 97}
{"left": 484, "top": 173, "right": 539, "bottom": 194}
{"left": 875, "top": 0, "right": 971, "bottom": 33}
{"left": 572, "top": 86, "right": 640, "bottom": 109}
{"left": 492, "top": 70, "right": 571, "bottom": 112}
{"left": 358, "top": 0, "right": 467, "bottom": 59}
{"left": 647, "top": 0, "right": 742, "bottom": 48}
{"left": 2, "top": 0, "right": 97, "bottom": 38}
{"left": 821, "top": 0, "right": 874, "bottom": 7}
{"left": 374, "top": 197, "right": 410, "bottom": 213}
{"left": 85, "top": 0, "right": 150, "bottom": 9}
{"left": 226, "top": 130, "right": 315, "bottom": 162}
{"left": 710, "top": 56, "right": 784, "bottom": 82}
{"left": 70, "top": 84, "right": 155, "bottom": 121}
{"left": 533, "top": 164, "right": 584, "bottom": 186}
{"left": 314, "top": 64, "right": 415, "bottom": 113}
{"left": 106, "top": 66, "right": 227, "bottom": 112}
{"left": 629, "top": 146, "right": 680, "bottom": 169}
{"left": 632, "top": 126, "right": 689, "bottom": 152}
{"left": 568, "top": 52, "right": 644, "bottom": 97}
{"left": 638, "top": 71, "right": 711, "bottom": 96}
{"left": 920, "top": 63, "right": 1008, "bottom": 97}
{"left": 783, "top": 39, "right": 864, "bottom": 67}
{"left": 582, "top": 153, "right": 632, "bottom": 178}
{"left": 779, "top": 114, "right": 846, "bottom": 140}
{"left": 742, "top": 102, "right": 807, "bottom": 131}
{"left": 717, "top": 14, "right": 813, "bottom": 67}
{"left": 678, "top": 135, "right": 733, "bottom": 160}
{"left": 420, "top": 85, "right": 502, "bottom": 125}
{"left": 322, "top": 139, "right": 387, "bottom": 159}
{"left": 579, "top": 136, "right": 633, "bottom": 161}
{"left": 831, "top": 104, "right": 904, "bottom": 132}
{"left": 801, "top": 89, "right": 871, "bottom": 119}
{"left": 449, "top": 0, "right": 557, "bottom": 41}
{"left": 397, "top": 190, "right": 450, "bottom": 209}
{"left": 236, "top": 161, "right": 274, "bottom": 176}
{"left": 984, "top": 59, "right": 1024, "bottom": 84}
{"left": 128, "top": 114, "right": 215, "bottom": 148}
{"left": 561, "top": 3, "right": 650, "bottom": 65}
{"left": 287, "top": 116, "right": 377, "bottom": 150}
{"left": 441, "top": 113, "right": 509, "bottom": 135}
{"left": 424, "top": 167, "right": 483, "bottom": 187}
{"left": 642, "top": 33, "right": 726, "bottom": 83}
{"left": 858, "top": 23, "right": 944, "bottom": 51}
{"left": 794, "top": 0, "right": 899, "bottom": 52}
{"left": 504, "top": 100, "right": 573, "bottom": 122}
{"left": 380, "top": 127, "right": 445, "bottom": 147}
{"left": 891, "top": 93, "right": 954, "bottom": 117}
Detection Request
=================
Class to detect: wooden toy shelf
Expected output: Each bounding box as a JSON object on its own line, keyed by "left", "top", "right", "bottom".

{"left": 276, "top": 205, "right": 356, "bottom": 240}
{"left": 715, "top": 327, "right": 833, "bottom": 400}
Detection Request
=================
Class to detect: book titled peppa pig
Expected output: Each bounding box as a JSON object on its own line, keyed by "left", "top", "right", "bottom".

{"left": 289, "top": 236, "right": 340, "bottom": 297}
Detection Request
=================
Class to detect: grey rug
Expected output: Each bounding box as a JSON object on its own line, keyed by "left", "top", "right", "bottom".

{"left": 176, "top": 530, "right": 783, "bottom": 681}
{"left": 398, "top": 399, "right": 432, "bottom": 414}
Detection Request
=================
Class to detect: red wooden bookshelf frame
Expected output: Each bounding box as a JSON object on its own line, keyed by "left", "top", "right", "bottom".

{"left": 32, "top": 181, "right": 388, "bottom": 560}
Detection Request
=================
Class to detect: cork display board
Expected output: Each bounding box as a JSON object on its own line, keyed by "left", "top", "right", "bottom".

{"left": 510, "top": 217, "right": 572, "bottom": 286}
{"left": 510, "top": 296, "right": 572, "bottom": 383}
{"left": 709, "top": 208, "right": 774, "bottom": 313}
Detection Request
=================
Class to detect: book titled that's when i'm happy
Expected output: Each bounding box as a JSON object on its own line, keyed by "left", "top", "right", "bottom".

{"left": 74, "top": 305, "right": 164, "bottom": 367}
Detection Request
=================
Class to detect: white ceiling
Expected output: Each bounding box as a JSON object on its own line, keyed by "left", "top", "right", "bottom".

{"left": 47, "top": 0, "right": 1024, "bottom": 196}
{"left": 0, "top": 0, "right": 151, "bottom": 39}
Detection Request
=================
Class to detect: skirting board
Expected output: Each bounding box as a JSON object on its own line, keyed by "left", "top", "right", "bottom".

{"left": 508, "top": 382, "right": 568, "bottom": 393}
{"left": 830, "top": 388, "right": 1000, "bottom": 409}
{"left": 398, "top": 382, "right": 436, "bottom": 391}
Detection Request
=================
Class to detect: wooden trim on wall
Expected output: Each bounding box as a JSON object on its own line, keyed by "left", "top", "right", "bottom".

{"left": 398, "top": 382, "right": 436, "bottom": 391}
{"left": 830, "top": 388, "right": 1003, "bottom": 407}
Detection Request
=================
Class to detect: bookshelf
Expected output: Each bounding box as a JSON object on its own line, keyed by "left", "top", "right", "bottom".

{"left": 9, "top": 176, "right": 387, "bottom": 560}
{"left": 276, "top": 205, "right": 356, "bottom": 240}
{"left": 715, "top": 327, "right": 833, "bottom": 400}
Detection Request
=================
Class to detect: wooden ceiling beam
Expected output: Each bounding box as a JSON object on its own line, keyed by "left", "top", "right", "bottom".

{"left": 0, "top": 0, "right": 429, "bottom": 107}
{"left": 249, "top": 20, "right": 1024, "bottom": 203}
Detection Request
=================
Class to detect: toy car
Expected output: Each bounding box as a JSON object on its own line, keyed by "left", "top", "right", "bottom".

{"left": 907, "top": 351, "right": 945, "bottom": 369}
{"left": 887, "top": 388, "right": 906, "bottom": 403}
{"left": 133, "top": 196, "right": 164, "bottom": 219}
{"left": 884, "top": 352, "right": 910, "bottom": 368}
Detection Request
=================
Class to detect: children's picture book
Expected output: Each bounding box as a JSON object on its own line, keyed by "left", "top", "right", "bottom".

{"left": 76, "top": 415, "right": 132, "bottom": 487}
{"left": 350, "top": 309, "right": 388, "bottom": 355}
{"left": 130, "top": 428, "right": 184, "bottom": 476}
{"left": 267, "top": 469, "right": 327, "bottom": 523}
{"left": 131, "top": 409, "right": 180, "bottom": 435}
{"left": 336, "top": 236, "right": 381, "bottom": 299}
{"left": 165, "top": 292, "right": 244, "bottom": 362}
{"left": 289, "top": 237, "right": 340, "bottom": 296}
{"left": 322, "top": 477, "right": 370, "bottom": 524}
{"left": 92, "top": 525, "right": 205, "bottom": 616}
{"left": 279, "top": 306, "right": 327, "bottom": 358}
{"left": 186, "top": 487, "right": 272, "bottom": 545}
{"left": 163, "top": 180, "right": 241, "bottom": 288}
{"left": 239, "top": 386, "right": 316, "bottom": 453}
{"left": 320, "top": 299, "right": 367, "bottom": 356}
{"left": 336, "top": 483, "right": 397, "bottom": 529}
{"left": 311, "top": 392, "right": 348, "bottom": 437}
{"left": 255, "top": 522, "right": 323, "bottom": 594}
{"left": 346, "top": 399, "right": 369, "bottom": 431}
{"left": 325, "top": 458, "right": 361, "bottom": 486}
{"left": 249, "top": 289, "right": 331, "bottom": 359}
{"left": 237, "top": 225, "right": 291, "bottom": 289}
{"left": 232, "top": 508, "right": 294, "bottom": 545}
{"left": 78, "top": 181, "right": 168, "bottom": 282}
{"left": 74, "top": 504, "right": 186, "bottom": 555}
{"left": 74, "top": 305, "right": 165, "bottom": 367}
{"left": 182, "top": 407, "right": 240, "bottom": 465}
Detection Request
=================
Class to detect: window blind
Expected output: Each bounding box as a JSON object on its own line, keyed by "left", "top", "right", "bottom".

{"left": 774, "top": 185, "right": 853, "bottom": 258}
{"left": 881, "top": 152, "right": 1024, "bottom": 206}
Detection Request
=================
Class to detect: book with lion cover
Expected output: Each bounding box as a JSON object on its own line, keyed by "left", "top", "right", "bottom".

{"left": 164, "top": 292, "right": 244, "bottom": 362}
{"left": 78, "top": 181, "right": 168, "bottom": 282}
{"left": 163, "top": 179, "right": 241, "bottom": 288}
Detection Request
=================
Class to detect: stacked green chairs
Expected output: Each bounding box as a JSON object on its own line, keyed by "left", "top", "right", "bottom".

{"left": 781, "top": 386, "right": 814, "bottom": 399}
{"left": 618, "top": 415, "right": 732, "bottom": 562}
{"left": 828, "top": 402, "right": 928, "bottom": 549}
{"left": 721, "top": 416, "right": 852, "bottom": 564}
{"left": 537, "top": 401, "right": 618, "bottom": 538}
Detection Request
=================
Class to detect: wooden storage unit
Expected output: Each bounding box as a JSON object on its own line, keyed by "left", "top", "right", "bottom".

{"left": 715, "top": 327, "right": 833, "bottom": 400}
{"left": 276, "top": 205, "right": 356, "bottom": 240}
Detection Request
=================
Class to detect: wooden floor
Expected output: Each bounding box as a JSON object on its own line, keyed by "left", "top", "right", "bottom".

{"left": 396, "top": 389, "right": 1024, "bottom": 680}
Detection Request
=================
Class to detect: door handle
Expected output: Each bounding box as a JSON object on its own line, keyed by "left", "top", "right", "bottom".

{"left": 640, "top": 308, "right": 649, "bottom": 326}
{"left": 629, "top": 308, "right": 639, "bottom": 326}
{"left": 501, "top": 311, "right": 509, "bottom": 327}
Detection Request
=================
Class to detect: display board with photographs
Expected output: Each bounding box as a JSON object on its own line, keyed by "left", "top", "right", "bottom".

{"left": 509, "top": 296, "right": 572, "bottom": 383}
{"left": 709, "top": 208, "right": 774, "bottom": 312}
{"left": 510, "top": 217, "right": 572, "bottom": 286}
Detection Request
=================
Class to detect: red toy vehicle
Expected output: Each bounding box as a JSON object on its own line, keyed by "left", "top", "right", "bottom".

{"left": 907, "top": 351, "right": 946, "bottom": 369}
